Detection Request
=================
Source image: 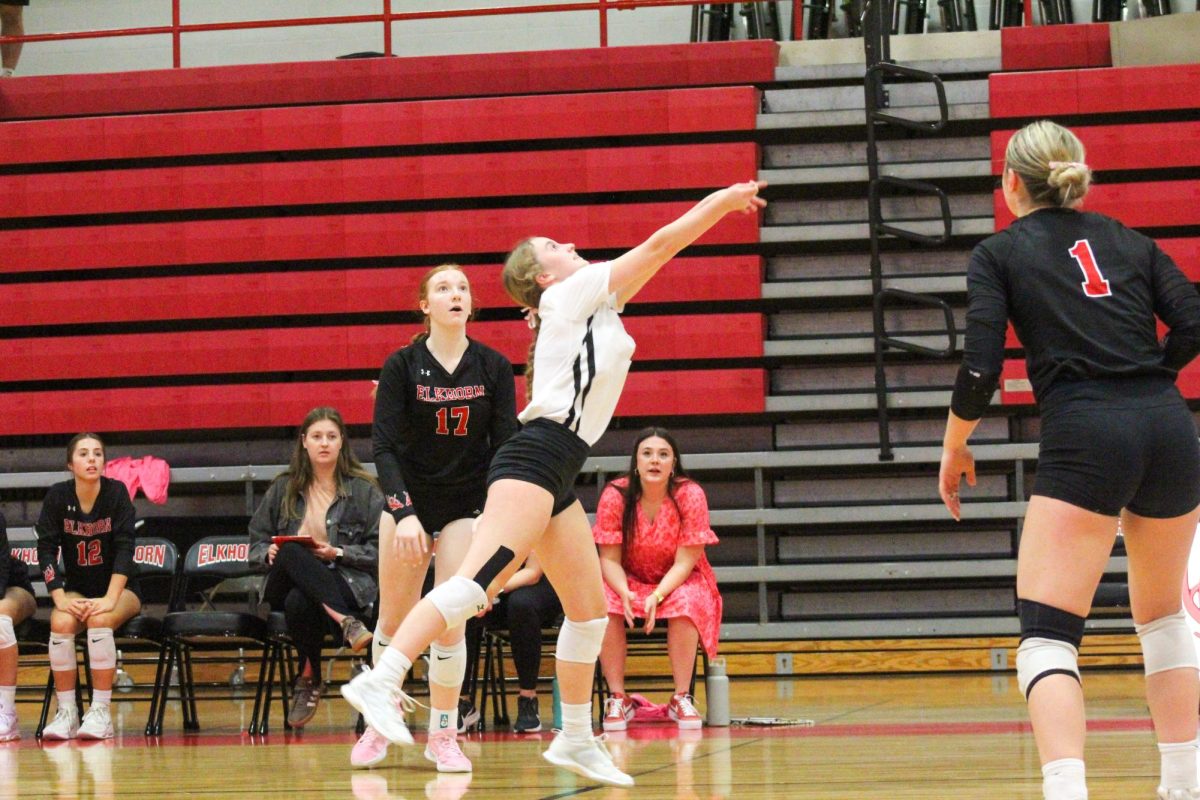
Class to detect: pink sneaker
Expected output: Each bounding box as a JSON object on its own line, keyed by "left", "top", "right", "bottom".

{"left": 423, "top": 729, "right": 472, "bottom": 773}
{"left": 668, "top": 693, "right": 703, "bottom": 730}
{"left": 601, "top": 694, "right": 634, "bottom": 732}
{"left": 350, "top": 726, "right": 390, "bottom": 769}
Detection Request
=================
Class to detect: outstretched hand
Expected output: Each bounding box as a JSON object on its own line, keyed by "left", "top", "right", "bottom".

{"left": 721, "top": 180, "right": 768, "bottom": 215}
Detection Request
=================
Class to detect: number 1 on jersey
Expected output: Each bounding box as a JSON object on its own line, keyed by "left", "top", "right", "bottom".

{"left": 435, "top": 405, "right": 470, "bottom": 436}
{"left": 1068, "top": 239, "right": 1112, "bottom": 298}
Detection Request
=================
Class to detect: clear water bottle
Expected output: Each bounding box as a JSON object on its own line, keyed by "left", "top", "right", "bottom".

{"left": 705, "top": 657, "right": 730, "bottom": 727}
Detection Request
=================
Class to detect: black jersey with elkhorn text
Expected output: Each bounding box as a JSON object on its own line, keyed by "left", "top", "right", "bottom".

{"left": 962, "top": 207, "right": 1200, "bottom": 409}
{"left": 35, "top": 476, "right": 137, "bottom": 597}
{"left": 372, "top": 337, "right": 518, "bottom": 521}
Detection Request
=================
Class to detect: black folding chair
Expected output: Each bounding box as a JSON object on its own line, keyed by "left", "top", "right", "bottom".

{"left": 144, "top": 536, "right": 270, "bottom": 736}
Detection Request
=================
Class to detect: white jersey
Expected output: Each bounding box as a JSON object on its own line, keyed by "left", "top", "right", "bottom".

{"left": 518, "top": 262, "right": 636, "bottom": 446}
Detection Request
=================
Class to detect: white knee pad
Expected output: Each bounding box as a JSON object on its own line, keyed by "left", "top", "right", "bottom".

{"left": 428, "top": 639, "right": 467, "bottom": 688}
{"left": 86, "top": 627, "right": 117, "bottom": 671}
{"left": 555, "top": 617, "right": 607, "bottom": 664}
{"left": 1136, "top": 610, "right": 1199, "bottom": 676}
{"left": 0, "top": 615, "right": 14, "bottom": 650}
{"left": 425, "top": 576, "right": 488, "bottom": 629}
{"left": 48, "top": 631, "right": 76, "bottom": 672}
{"left": 1016, "top": 637, "right": 1080, "bottom": 699}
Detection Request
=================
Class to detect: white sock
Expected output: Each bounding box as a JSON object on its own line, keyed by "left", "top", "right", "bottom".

{"left": 428, "top": 706, "right": 457, "bottom": 734}
{"left": 561, "top": 702, "right": 592, "bottom": 743}
{"left": 0, "top": 686, "right": 14, "bottom": 715}
{"left": 1159, "top": 739, "right": 1200, "bottom": 790}
{"left": 0, "top": 68, "right": 12, "bottom": 78}
{"left": 91, "top": 689, "right": 112, "bottom": 708}
{"left": 1042, "top": 758, "right": 1087, "bottom": 800}
{"left": 371, "top": 627, "right": 391, "bottom": 669}
{"left": 56, "top": 690, "right": 76, "bottom": 712}
{"left": 375, "top": 647, "right": 411, "bottom": 687}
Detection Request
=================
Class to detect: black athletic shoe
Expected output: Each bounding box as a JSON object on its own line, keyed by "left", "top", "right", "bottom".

{"left": 513, "top": 695, "right": 542, "bottom": 733}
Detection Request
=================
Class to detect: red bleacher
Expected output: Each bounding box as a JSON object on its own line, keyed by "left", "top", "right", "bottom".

{"left": 1001, "top": 359, "right": 1200, "bottom": 405}
{"left": 993, "top": 180, "right": 1200, "bottom": 230}
{"left": 0, "top": 86, "right": 760, "bottom": 167}
{"left": 0, "top": 143, "right": 757, "bottom": 219}
{"left": 1, "top": 314, "right": 765, "bottom": 383}
{"left": 999, "top": 23, "right": 1111, "bottom": 72}
{"left": 0, "top": 41, "right": 777, "bottom": 120}
{"left": 0, "top": 256, "right": 763, "bottom": 328}
{"left": 2, "top": 369, "right": 767, "bottom": 436}
{"left": 990, "top": 63, "right": 1200, "bottom": 118}
{"left": 990, "top": 121, "right": 1200, "bottom": 175}
{"left": 0, "top": 201, "right": 761, "bottom": 274}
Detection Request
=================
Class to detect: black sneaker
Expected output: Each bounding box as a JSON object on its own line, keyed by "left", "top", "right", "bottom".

{"left": 456, "top": 698, "right": 480, "bottom": 734}
{"left": 513, "top": 695, "right": 542, "bottom": 733}
{"left": 287, "top": 674, "right": 323, "bottom": 728}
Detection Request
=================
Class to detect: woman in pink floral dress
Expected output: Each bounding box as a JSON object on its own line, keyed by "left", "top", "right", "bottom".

{"left": 593, "top": 427, "right": 722, "bottom": 730}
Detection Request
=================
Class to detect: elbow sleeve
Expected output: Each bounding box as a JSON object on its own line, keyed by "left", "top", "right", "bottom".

{"left": 950, "top": 363, "right": 1000, "bottom": 421}
{"left": 1162, "top": 329, "right": 1200, "bottom": 371}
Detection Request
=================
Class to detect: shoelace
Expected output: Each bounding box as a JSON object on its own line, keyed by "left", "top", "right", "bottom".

{"left": 390, "top": 687, "right": 423, "bottom": 715}
{"left": 590, "top": 733, "right": 617, "bottom": 761}
{"left": 604, "top": 698, "right": 626, "bottom": 718}
{"left": 674, "top": 695, "right": 699, "bottom": 717}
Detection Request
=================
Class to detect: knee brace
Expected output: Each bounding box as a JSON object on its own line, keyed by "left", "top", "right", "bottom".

{"left": 48, "top": 631, "right": 76, "bottom": 672}
{"left": 426, "top": 576, "right": 489, "bottom": 629}
{"left": 86, "top": 627, "right": 117, "bottom": 671}
{"left": 1136, "top": 609, "right": 1199, "bottom": 676}
{"left": 0, "top": 615, "right": 14, "bottom": 650}
{"left": 555, "top": 617, "right": 607, "bottom": 664}
{"left": 428, "top": 639, "right": 467, "bottom": 688}
{"left": 1016, "top": 599, "right": 1084, "bottom": 699}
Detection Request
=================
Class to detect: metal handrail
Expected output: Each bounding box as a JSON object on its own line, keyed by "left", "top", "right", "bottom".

{"left": 874, "top": 287, "right": 957, "bottom": 359}
{"left": 870, "top": 175, "right": 954, "bottom": 246}
{"left": 0, "top": 0, "right": 785, "bottom": 66}
{"left": 866, "top": 61, "right": 949, "bottom": 133}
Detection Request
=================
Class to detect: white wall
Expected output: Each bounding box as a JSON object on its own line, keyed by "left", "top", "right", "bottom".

{"left": 5, "top": 0, "right": 1175, "bottom": 78}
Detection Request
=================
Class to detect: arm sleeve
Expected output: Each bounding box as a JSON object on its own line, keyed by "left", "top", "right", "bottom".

{"left": 592, "top": 484, "right": 626, "bottom": 546}
{"left": 487, "top": 352, "right": 519, "bottom": 461}
{"left": 951, "top": 243, "right": 1007, "bottom": 420}
{"left": 247, "top": 480, "right": 282, "bottom": 572}
{"left": 1150, "top": 242, "right": 1200, "bottom": 370}
{"left": 340, "top": 482, "right": 383, "bottom": 572}
{"left": 35, "top": 488, "right": 64, "bottom": 592}
{"left": 675, "top": 481, "right": 719, "bottom": 547}
{"left": 542, "top": 263, "right": 611, "bottom": 321}
{"left": 372, "top": 354, "right": 416, "bottom": 522}
{"left": 109, "top": 487, "right": 137, "bottom": 579}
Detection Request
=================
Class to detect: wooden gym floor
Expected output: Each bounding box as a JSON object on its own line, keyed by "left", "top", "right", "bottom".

{"left": 0, "top": 672, "right": 1174, "bottom": 799}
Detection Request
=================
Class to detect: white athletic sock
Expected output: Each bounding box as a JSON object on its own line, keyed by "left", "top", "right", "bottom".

{"left": 1042, "top": 757, "right": 1087, "bottom": 800}
{"left": 91, "top": 689, "right": 112, "bottom": 708}
{"left": 561, "top": 702, "right": 592, "bottom": 743}
{"left": 375, "top": 647, "right": 411, "bottom": 688}
{"left": 371, "top": 627, "right": 391, "bottom": 669}
{"left": 0, "top": 686, "right": 15, "bottom": 715}
{"left": 1159, "top": 739, "right": 1200, "bottom": 791}
{"left": 428, "top": 706, "right": 457, "bottom": 734}
{"left": 56, "top": 690, "right": 76, "bottom": 710}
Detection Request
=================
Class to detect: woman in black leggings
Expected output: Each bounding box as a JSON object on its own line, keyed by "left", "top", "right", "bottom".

{"left": 249, "top": 406, "right": 384, "bottom": 728}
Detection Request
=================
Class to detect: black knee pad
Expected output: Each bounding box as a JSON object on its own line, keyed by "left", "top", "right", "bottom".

{"left": 1016, "top": 599, "right": 1086, "bottom": 698}
{"left": 1017, "top": 599, "right": 1085, "bottom": 647}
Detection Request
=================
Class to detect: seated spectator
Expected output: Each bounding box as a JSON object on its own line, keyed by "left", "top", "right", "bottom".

{"left": 593, "top": 427, "right": 723, "bottom": 731}
{"left": 249, "top": 406, "right": 384, "bottom": 728}
{"left": 38, "top": 433, "right": 143, "bottom": 741}
{"left": 0, "top": 2, "right": 26, "bottom": 78}
{"left": 463, "top": 552, "right": 563, "bottom": 733}
{"left": 0, "top": 510, "right": 37, "bottom": 741}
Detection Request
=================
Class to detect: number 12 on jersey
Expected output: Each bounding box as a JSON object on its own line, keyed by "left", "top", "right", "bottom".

{"left": 1068, "top": 239, "right": 1112, "bottom": 298}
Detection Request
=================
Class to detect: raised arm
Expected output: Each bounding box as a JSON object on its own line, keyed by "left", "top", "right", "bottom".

{"left": 609, "top": 180, "right": 766, "bottom": 306}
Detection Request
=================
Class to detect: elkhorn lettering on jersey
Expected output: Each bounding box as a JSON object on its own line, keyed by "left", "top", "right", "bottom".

{"left": 415, "top": 384, "right": 487, "bottom": 403}
{"left": 64, "top": 518, "right": 113, "bottom": 538}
